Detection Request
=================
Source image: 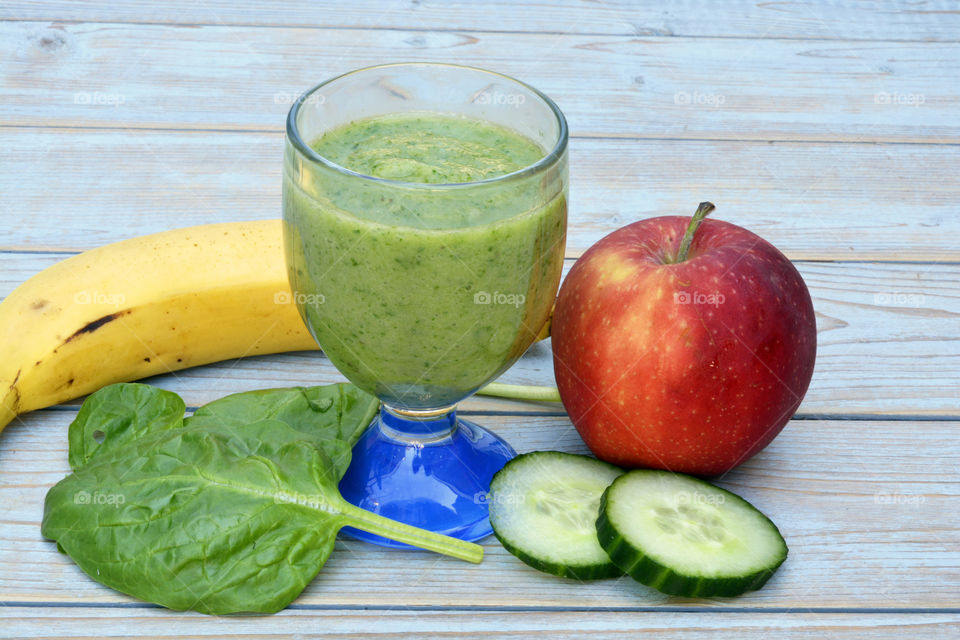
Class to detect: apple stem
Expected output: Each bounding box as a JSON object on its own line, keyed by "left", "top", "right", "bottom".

{"left": 476, "top": 382, "right": 562, "bottom": 403}
{"left": 671, "top": 202, "right": 716, "bottom": 263}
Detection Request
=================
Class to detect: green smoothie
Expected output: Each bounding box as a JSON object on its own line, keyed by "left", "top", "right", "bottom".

{"left": 283, "top": 113, "right": 566, "bottom": 409}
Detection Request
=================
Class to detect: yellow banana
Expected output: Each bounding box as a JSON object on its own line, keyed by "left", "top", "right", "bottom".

{"left": 0, "top": 220, "right": 317, "bottom": 432}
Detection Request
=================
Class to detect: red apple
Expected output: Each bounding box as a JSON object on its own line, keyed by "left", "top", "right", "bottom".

{"left": 552, "top": 204, "right": 816, "bottom": 475}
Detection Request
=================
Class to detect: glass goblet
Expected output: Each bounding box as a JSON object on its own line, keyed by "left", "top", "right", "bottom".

{"left": 282, "top": 63, "right": 568, "bottom": 544}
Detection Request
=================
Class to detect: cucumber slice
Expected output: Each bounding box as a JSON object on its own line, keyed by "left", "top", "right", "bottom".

{"left": 488, "top": 451, "right": 624, "bottom": 580}
{"left": 597, "top": 470, "right": 787, "bottom": 597}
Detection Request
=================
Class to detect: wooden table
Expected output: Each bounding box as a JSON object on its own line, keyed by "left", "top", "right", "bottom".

{"left": 1, "top": 1, "right": 958, "bottom": 637}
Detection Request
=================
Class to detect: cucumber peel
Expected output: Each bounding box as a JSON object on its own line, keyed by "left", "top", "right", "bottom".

{"left": 597, "top": 470, "right": 788, "bottom": 597}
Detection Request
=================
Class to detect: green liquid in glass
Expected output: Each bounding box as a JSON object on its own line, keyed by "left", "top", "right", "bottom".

{"left": 283, "top": 113, "right": 566, "bottom": 409}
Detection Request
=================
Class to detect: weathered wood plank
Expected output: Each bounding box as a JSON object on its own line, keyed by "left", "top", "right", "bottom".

{"left": 1, "top": 23, "right": 957, "bottom": 143}
{"left": 2, "top": 607, "right": 959, "bottom": 639}
{"left": 3, "top": 0, "right": 959, "bottom": 41}
{"left": 2, "top": 254, "right": 957, "bottom": 416}
{"left": 1, "top": 412, "right": 957, "bottom": 609}
{"left": 1, "top": 130, "right": 958, "bottom": 260}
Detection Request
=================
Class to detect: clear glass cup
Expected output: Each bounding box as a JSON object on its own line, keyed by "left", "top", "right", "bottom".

{"left": 282, "top": 63, "right": 568, "bottom": 545}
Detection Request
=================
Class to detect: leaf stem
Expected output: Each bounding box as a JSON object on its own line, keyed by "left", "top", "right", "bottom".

{"left": 671, "top": 201, "right": 716, "bottom": 264}
{"left": 476, "top": 382, "right": 562, "bottom": 403}
{"left": 339, "top": 502, "right": 483, "bottom": 563}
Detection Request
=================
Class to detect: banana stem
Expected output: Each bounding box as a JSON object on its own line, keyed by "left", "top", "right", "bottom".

{"left": 340, "top": 502, "right": 483, "bottom": 563}
{"left": 476, "top": 382, "right": 562, "bottom": 403}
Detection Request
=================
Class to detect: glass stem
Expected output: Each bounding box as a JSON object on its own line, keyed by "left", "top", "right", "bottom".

{"left": 378, "top": 402, "right": 458, "bottom": 442}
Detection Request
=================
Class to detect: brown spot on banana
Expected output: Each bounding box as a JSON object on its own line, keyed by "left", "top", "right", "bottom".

{"left": 64, "top": 310, "right": 131, "bottom": 344}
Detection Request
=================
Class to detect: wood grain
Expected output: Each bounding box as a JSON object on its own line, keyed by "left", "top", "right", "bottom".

{"left": 2, "top": 130, "right": 958, "bottom": 259}
{"left": 3, "top": 0, "right": 960, "bottom": 41}
{"left": 3, "top": 608, "right": 959, "bottom": 640}
{"left": 1, "top": 22, "right": 957, "bottom": 143}
{"left": 2, "top": 254, "right": 957, "bottom": 417}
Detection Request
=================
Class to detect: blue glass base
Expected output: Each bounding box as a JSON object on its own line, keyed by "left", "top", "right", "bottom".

{"left": 338, "top": 404, "right": 516, "bottom": 547}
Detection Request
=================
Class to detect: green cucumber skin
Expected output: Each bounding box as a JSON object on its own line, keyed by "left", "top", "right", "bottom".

{"left": 493, "top": 529, "right": 624, "bottom": 581}
{"left": 596, "top": 483, "right": 788, "bottom": 598}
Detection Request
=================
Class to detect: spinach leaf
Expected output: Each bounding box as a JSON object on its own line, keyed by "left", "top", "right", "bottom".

{"left": 68, "top": 383, "right": 185, "bottom": 470}
{"left": 188, "top": 384, "right": 377, "bottom": 479}
{"left": 42, "top": 383, "right": 482, "bottom": 614}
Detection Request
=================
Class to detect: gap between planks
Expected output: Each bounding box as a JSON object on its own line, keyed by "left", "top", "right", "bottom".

{"left": 2, "top": 251, "right": 959, "bottom": 266}
{"left": 2, "top": 0, "right": 959, "bottom": 44}
{"left": 2, "top": 608, "right": 959, "bottom": 640}
{"left": 4, "top": 123, "right": 960, "bottom": 148}
{"left": 4, "top": 18, "right": 960, "bottom": 44}
{"left": 30, "top": 405, "right": 960, "bottom": 423}
{"left": 1, "top": 602, "right": 959, "bottom": 615}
